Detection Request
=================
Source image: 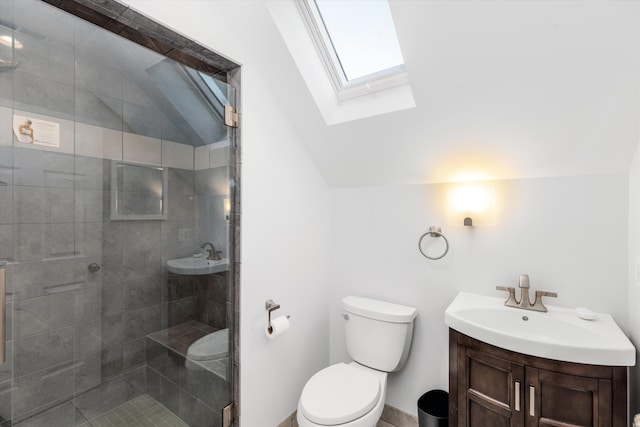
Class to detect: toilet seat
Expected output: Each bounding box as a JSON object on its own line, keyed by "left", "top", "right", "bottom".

{"left": 299, "top": 363, "right": 380, "bottom": 426}
{"left": 187, "top": 328, "right": 228, "bottom": 361}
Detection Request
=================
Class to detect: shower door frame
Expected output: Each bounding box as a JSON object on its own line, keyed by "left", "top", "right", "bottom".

{"left": 38, "top": 0, "right": 242, "bottom": 424}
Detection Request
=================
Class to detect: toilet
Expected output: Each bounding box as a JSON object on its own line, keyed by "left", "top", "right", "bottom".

{"left": 297, "top": 296, "right": 418, "bottom": 427}
{"left": 185, "top": 328, "right": 228, "bottom": 372}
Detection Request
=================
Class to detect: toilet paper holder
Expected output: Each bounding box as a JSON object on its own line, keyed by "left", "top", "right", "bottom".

{"left": 265, "top": 299, "right": 290, "bottom": 334}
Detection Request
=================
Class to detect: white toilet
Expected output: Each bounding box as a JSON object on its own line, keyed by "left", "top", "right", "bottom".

{"left": 297, "top": 296, "right": 418, "bottom": 427}
{"left": 185, "top": 328, "right": 228, "bottom": 372}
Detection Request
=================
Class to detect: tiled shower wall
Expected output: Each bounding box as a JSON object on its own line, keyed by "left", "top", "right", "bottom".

{"left": 0, "top": 116, "right": 230, "bottom": 425}
{"left": 0, "top": 20, "right": 230, "bottom": 427}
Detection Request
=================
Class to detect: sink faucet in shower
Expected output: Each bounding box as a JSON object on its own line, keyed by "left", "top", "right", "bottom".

{"left": 201, "top": 242, "right": 222, "bottom": 260}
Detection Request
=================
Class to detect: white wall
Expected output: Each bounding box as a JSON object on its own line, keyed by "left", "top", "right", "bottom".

{"left": 330, "top": 175, "right": 629, "bottom": 415}
{"left": 239, "top": 80, "right": 331, "bottom": 426}
{"left": 120, "top": 2, "right": 332, "bottom": 426}
{"left": 628, "top": 142, "right": 640, "bottom": 418}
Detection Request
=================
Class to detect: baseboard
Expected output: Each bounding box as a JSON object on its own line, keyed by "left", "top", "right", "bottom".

{"left": 380, "top": 404, "right": 418, "bottom": 427}
{"left": 276, "top": 410, "right": 298, "bottom": 427}
{"left": 277, "top": 404, "right": 418, "bottom": 427}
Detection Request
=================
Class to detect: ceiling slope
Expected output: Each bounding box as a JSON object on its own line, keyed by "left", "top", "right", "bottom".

{"left": 273, "top": 0, "right": 640, "bottom": 187}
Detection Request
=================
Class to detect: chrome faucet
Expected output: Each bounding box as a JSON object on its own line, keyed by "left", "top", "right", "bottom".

{"left": 200, "top": 242, "right": 222, "bottom": 260}
{"left": 496, "top": 274, "right": 557, "bottom": 312}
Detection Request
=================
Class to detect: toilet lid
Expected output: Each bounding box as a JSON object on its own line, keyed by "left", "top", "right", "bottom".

{"left": 300, "top": 363, "right": 380, "bottom": 426}
{"left": 187, "top": 328, "right": 228, "bottom": 361}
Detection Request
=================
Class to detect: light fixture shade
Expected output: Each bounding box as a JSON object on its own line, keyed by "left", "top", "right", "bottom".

{"left": 447, "top": 183, "right": 495, "bottom": 226}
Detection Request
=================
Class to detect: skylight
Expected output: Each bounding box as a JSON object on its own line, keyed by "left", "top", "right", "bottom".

{"left": 272, "top": 0, "right": 415, "bottom": 123}
{"left": 298, "top": 0, "right": 407, "bottom": 95}
{"left": 314, "top": 0, "right": 404, "bottom": 82}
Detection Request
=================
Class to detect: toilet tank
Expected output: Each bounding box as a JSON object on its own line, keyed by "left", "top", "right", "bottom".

{"left": 342, "top": 296, "right": 418, "bottom": 372}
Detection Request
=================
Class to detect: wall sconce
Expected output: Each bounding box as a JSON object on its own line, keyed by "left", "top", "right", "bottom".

{"left": 448, "top": 183, "right": 494, "bottom": 227}
{"left": 0, "top": 34, "right": 23, "bottom": 49}
{"left": 223, "top": 197, "right": 231, "bottom": 221}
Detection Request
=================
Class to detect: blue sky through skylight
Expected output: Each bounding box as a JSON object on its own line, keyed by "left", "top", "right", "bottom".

{"left": 314, "top": 0, "right": 404, "bottom": 81}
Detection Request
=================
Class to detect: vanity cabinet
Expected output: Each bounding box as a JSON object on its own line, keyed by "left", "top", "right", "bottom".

{"left": 449, "top": 329, "right": 627, "bottom": 427}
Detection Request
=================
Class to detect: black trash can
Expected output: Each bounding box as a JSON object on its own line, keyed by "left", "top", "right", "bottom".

{"left": 417, "top": 390, "right": 448, "bottom": 427}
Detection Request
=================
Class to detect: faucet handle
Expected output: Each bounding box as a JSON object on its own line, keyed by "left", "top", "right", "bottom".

{"left": 535, "top": 290, "right": 557, "bottom": 298}
{"left": 496, "top": 286, "right": 519, "bottom": 307}
{"left": 532, "top": 290, "right": 557, "bottom": 312}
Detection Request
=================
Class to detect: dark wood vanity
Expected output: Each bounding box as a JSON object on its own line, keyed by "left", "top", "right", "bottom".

{"left": 449, "top": 329, "right": 628, "bottom": 427}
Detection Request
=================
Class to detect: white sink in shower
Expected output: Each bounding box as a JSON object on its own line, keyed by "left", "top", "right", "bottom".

{"left": 167, "top": 256, "right": 228, "bottom": 275}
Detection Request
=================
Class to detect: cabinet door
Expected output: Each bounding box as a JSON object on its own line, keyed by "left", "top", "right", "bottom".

{"left": 458, "top": 348, "right": 525, "bottom": 427}
{"left": 526, "top": 367, "right": 612, "bottom": 427}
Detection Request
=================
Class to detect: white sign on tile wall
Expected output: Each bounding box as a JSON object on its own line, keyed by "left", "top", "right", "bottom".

{"left": 12, "top": 114, "right": 60, "bottom": 148}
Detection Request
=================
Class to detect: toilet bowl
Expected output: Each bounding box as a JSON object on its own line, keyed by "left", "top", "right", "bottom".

{"left": 297, "top": 296, "right": 417, "bottom": 427}
{"left": 185, "top": 328, "right": 228, "bottom": 372}
{"left": 297, "top": 362, "right": 387, "bottom": 427}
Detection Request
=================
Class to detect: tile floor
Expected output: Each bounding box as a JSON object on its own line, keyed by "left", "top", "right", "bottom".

{"left": 76, "top": 395, "right": 187, "bottom": 427}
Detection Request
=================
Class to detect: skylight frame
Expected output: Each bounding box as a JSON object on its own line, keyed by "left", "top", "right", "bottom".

{"left": 296, "top": 0, "right": 409, "bottom": 101}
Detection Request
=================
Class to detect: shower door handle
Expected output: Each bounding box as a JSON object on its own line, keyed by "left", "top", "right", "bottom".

{"left": 0, "top": 262, "right": 5, "bottom": 364}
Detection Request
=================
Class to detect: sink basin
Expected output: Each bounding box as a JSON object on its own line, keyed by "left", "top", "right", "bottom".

{"left": 445, "top": 292, "right": 635, "bottom": 366}
{"left": 167, "top": 256, "right": 228, "bottom": 275}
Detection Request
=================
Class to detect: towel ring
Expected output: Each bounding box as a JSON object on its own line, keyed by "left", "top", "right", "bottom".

{"left": 418, "top": 226, "right": 449, "bottom": 260}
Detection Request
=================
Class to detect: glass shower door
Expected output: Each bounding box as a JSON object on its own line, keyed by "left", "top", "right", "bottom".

{"left": 143, "top": 67, "right": 237, "bottom": 427}
{"left": 0, "top": 0, "right": 236, "bottom": 425}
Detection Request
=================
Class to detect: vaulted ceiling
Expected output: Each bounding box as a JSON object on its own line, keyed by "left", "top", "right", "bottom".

{"left": 274, "top": 0, "right": 640, "bottom": 187}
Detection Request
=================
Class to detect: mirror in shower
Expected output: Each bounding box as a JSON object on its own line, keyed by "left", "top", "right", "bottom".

{"left": 110, "top": 161, "right": 168, "bottom": 220}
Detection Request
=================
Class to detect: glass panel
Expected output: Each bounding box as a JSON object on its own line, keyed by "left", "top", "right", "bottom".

{"left": 0, "top": 1, "right": 235, "bottom": 425}
{"left": 314, "top": 0, "right": 404, "bottom": 81}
